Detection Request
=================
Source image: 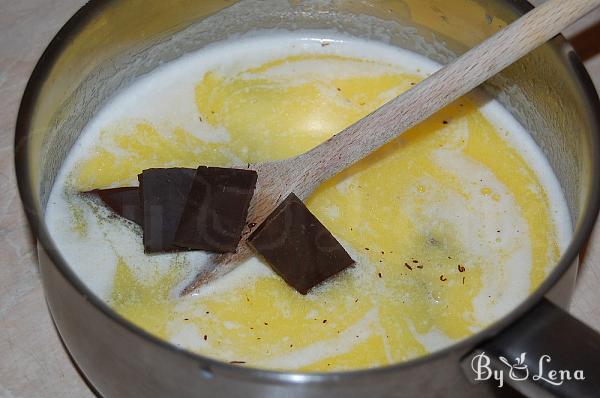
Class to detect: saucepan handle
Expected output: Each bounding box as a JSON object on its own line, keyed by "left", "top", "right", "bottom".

{"left": 461, "top": 298, "right": 600, "bottom": 397}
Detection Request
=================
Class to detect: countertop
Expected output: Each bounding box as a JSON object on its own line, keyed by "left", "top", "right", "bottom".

{"left": 1, "top": 1, "right": 599, "bottom": 397}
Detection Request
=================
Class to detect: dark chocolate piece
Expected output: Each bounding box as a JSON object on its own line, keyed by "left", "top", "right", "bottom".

{"left": 174, "top": 167, "right": 258, "bottom": 253}
{"left": 139, "top": 168, "right": 196, "bottom": 253}
{"left": 86, "top": 187, "right": 142, "bottom": 226}
{"left": 248, "top": 193, "right": 354, "bottom": 295}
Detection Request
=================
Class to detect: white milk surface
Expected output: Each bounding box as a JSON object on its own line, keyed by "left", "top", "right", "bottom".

{"left": 45, "top": 31, "right": 571, "bottom": 368}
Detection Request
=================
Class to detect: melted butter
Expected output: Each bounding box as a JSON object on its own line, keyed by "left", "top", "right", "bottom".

{"left": 76, "top": 124, "right": 230, "bottom": 190}
{"left": 110, "top": 258, "right": 180, "bottom": 340}
{"left": 64, "top": 41, "right": 560, "bottom": 371}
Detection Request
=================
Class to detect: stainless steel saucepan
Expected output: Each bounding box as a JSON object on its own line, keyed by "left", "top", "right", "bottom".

{"left": 15, "top": 0, "right": 600, "bottom": 396}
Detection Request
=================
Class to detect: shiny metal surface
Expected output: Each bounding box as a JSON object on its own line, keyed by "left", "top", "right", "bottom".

{"left": 15, "top": 0, "right": 600, "bottom": 397}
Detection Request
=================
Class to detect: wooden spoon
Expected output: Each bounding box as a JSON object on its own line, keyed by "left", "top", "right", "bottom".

{"left": 181, "top": 0, "right": 600, "bottom": 296}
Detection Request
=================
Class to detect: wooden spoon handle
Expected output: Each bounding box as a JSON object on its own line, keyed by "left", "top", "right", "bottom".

{"left": 292, "top": 0, "right": 600, "bottom": 198}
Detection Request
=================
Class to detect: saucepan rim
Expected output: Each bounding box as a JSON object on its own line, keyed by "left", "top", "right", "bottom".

{"left": 14, "top": 0, "right": 600, "bottom": 386}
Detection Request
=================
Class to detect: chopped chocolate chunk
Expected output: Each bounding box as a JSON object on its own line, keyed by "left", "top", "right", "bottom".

{"left": 87, "top": 187, "right": 142, "bottom": 225}
{"left": 138, "top": 168, "right": 196, "bottom": 253}
{"left": 174, "top": 167, "right": 257, "bottom": 253}
{"left": 248, "top": 193, "right": 354, "bottom": 295}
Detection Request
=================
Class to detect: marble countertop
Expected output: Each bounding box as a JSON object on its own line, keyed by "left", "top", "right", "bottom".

{"left": 1, "top": 1, "right": 599, "bottom": 397}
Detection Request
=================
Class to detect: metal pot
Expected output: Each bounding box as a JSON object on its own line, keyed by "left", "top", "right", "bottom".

{"left": 15, "top": 0, "right": 600, "bottom": 396}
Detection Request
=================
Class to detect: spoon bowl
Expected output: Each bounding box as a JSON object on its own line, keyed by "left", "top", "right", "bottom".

{"left": 181, "top": 0, "right": 600, "bottom": 295}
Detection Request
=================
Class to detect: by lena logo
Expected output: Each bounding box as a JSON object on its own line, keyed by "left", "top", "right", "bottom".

{"left": 470, "top": 352, "right": 585, "bottom": 388}
{"left": 498, "top": 353, "right": 529, "bottom": 382}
